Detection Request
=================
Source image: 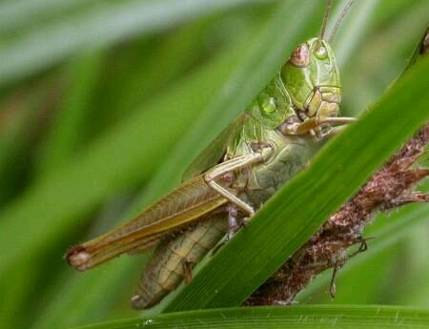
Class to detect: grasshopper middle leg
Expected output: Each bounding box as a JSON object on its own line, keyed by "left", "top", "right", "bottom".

{"left": 280, "top": 116, "right": 356, "bottom": 137}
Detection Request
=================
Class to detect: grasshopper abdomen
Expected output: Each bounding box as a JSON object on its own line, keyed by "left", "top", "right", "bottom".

{"left": 131, "top": 214, "right": 227, "bottom": 309}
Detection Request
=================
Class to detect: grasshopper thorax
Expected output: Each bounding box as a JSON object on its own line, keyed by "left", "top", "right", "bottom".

{"left": 281, "top": 37, "right": 341, "bottom": 122}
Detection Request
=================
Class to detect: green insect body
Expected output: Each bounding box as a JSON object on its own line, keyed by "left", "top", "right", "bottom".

{"left": 129, "top": 37, "right": 343, "bottom": 309}
{"left": 66, "top": 7, "right": 354, "bottom": 309}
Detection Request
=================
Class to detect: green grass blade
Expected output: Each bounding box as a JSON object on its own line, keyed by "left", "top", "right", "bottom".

{"left": 156, "top": 56, "right": 429, "bottom": 312}
{"left": 0, "top": 0, "right": 274, "bottom": 86}
{"left": 36, "top": 52, "right": 104, "bottom": 175}
{"left": 70, "top": 305, "right": 429, "bottom": 329}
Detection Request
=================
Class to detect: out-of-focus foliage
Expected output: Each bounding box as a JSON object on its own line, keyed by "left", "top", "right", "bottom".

{"left": 0, "top": 1, "right": 429, "bottom": 329}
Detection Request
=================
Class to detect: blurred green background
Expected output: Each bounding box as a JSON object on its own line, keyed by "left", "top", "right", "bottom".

{"left": 0, "top": 1, "right": 428, "bottom": 328}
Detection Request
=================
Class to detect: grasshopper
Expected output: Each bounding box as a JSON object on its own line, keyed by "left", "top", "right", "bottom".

{"left": 66, "top": 0, "right": 355, "bottom": 309}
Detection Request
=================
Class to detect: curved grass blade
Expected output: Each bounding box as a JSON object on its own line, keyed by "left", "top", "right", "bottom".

{"left": 70, "top": 305, "right": 429, "bottom": 329}
{"left": 155, "top": 55, "right": 429, "bottom": 312}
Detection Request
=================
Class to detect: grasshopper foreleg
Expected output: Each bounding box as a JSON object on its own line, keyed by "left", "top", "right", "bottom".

{"left": 280, "top": 116, "right": 356, "bottom": 136}
{"left": 204, "top": 147, "right": 272, "bottom": 216}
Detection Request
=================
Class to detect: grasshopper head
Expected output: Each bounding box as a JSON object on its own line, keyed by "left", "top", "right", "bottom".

{"left": 281, "top": 37, "right": 341, "bottom": 121}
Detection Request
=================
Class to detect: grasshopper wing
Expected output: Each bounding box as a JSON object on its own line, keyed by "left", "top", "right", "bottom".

{"left": 182, "top": 115, "right": 244, "bottom": 180}
{"left": 66, "top": 175, "right": 227, "bottom": 271}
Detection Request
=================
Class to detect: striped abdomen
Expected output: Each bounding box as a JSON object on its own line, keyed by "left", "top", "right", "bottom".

{"left": 131, "top": 213, "right": 227, "bottom": 309}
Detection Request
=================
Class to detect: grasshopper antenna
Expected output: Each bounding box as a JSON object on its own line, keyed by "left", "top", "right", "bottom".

{"left": 327, "top": 0, "right": 354, "bottom": 42}
{"left": 320, "top": 0, "right": 333, "bottom": 40}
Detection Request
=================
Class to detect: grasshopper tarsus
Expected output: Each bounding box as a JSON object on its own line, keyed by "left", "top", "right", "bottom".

{"left": 329, "top": 263, "right": 340, "bottom": 299}
{"left": 349, "top": 235, "right": 375, "bottom": 258}
{"left": 182, "top": 260, "right": 194, "bottom": 284}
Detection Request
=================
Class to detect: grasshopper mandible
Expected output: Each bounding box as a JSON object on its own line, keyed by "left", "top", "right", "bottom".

{"left": 66, "top": 0, "right": 355, "bottom": 309}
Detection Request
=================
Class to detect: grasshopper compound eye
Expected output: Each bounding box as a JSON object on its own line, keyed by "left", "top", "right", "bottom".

{"left": 289, "top": 43, "right": 310, "bottom": 68}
